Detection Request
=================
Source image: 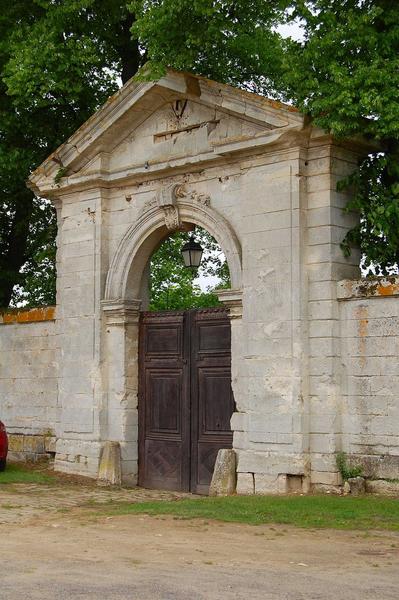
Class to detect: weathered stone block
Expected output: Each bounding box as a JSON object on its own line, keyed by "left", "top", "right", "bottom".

{"left": 23, "top": 435, "right": 45, "bottom": 454}
{"left": 44, "top": 436, "right": 56, "bottom": 453}
{"left": 310, "top": 470, "right": 341, "bottom": 486}
{"left": 236, "top": 472, "right": 254, "bottom": 495}
{"left": 98, "top": 441, "right": 122, "bottom": 486}
{"left": 286, "top": 474, "right": 304, "bottom": 493}
{"left": 365, "top": 479, "right": 399, "bottom": 496}
{"left": 254, "top": 474, "right": 278, "bottom": 494}
{"left": 209, "top": 449, "right": 236, "bottom": 496}
{"left": 8, "top": 434, "right": 24, "bottom": 452}
{"left": 347, "top": 476, "right": 366, "bottom": 496}
{"left": 230, "top": 412, "right": 248, "bottom": 432}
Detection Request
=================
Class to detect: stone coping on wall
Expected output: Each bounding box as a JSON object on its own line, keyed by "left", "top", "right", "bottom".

{"left": 337, "top": 277, "right": 399, "bottom": 301}
{"left": 0, "top": 306, "right": 56, "bottom": 324}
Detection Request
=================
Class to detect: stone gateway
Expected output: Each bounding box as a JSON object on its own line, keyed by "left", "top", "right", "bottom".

{"left": 1, "top": 71, "right": 399, "bottom": 493}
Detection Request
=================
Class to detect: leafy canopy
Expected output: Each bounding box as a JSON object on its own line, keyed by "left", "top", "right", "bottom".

{"left": 130, "top": 0, "right": 290, "bottom": 94}
{"left": 149, "top": 228, "right": 230, "bottom": 311}
{"left": 1, "top": 0, "right": 398, "bottom": 309}
{"left": 287, "top": 0, "right": 399, "bottom": 273}
{"left": 0, "top": 0, "right": 141, "bottom": 308}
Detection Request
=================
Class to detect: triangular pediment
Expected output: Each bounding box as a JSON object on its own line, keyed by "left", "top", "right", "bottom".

{"left": 100, "top": 98, "right": 278, "bottom": 176}
{"left": 29, "top": 70, "right": 304, "bottom": 196}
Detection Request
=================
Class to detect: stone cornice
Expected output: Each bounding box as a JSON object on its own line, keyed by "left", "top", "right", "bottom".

{"left": 28, "top": 80, "right": 156, "bottom": 195}
{"left": 28, "top": 125, "right": 309, "bottom": 198}
{"left": 211, "top": 124, "right": 307, "bottom": 156}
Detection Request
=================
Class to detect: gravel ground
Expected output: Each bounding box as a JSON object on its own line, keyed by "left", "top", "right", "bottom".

{"left": 0, "top": 479, "right": 398, "bottom": 599}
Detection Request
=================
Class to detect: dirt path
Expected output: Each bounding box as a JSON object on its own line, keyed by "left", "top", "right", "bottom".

{"left": 0, "top": 483, "right": 398, "bottom": 599}
{"left": 0, "top": 480, "right": 190, "bottom": 524}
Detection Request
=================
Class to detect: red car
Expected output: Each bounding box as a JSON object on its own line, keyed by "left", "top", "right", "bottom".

{"left": 0, "top": 421, "right": 8, "bottom": 471}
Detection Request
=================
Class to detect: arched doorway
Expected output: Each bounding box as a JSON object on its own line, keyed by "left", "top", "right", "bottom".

{"left": 102, "top": 185, "right": 243, "bottom": 491}
{"left": 138, "top": 228, "right": 234, "bottom": 493}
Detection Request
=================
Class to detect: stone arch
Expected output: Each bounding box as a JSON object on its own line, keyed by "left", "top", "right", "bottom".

{"left": 101, "top": 189, "right": 243, "bottom": 486}
{"left": 104, "top": 198, "right": 242, "bottom": 302}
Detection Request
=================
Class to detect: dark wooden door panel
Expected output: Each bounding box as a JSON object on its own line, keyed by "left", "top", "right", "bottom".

{"left": 138, "top": 312, "right": 190, "bottom": 491}
{"left": 138, "top": 308, "right": 234, "bottom": 494}
{"left": 190, "top": 309, "right": 234, "bottom": 495}
{"left": 196, "top": 444, "right": 220, "bottom": 488}
{"left": 198, "top": 323, "right": 231, "bottom": 353}
{"left": 146, "top": 369, "right": 182, "bottom": 435}
{"left": 198, "top": 368, "right": 234, "bottom": 435}
{"left": 143, "top": 439, "right": 184, "bottom": 491}
{"left": 145, "top": 325, "right": 182, "bottom": 356}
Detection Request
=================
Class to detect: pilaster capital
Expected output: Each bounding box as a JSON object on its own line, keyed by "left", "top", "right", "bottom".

{"left": 217, "top": 289, "right": 243, "bottom": 320}
{"left": 101, "top": 299, "right": 141, "bottom": 325}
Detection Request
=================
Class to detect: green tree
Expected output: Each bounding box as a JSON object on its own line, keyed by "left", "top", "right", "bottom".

{"left": 149, "top": 228, "right": 230, "bottom": 311}
{"left": 131, "top": 0, "right": 289, "bottom": 95}
{"left": 286, "top": 0, "right": 399, "bottom": 273}
{"left": 0, "top": 0, "right": 144, "bottom": 308}
{"left": 2, "top": 0, "right": 289, "bottom": 308}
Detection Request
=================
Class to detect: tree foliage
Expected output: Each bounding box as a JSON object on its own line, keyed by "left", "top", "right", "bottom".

{"left": 286, "top": 0, "right": 399, "bottom": 273}
{"left": 149, "top": 228, "right": 230, "bottom": 311}
{"left": 0, "top": 0, "right": 144, "bottom": 308}
{"left": 1, "top": 0, "right": 398, "bottom": 309}
{"left": 131, "top": 0, "right": 290, "bottom": 95}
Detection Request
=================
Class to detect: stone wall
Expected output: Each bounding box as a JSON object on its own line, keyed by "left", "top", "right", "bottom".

{"left": 0, "top": 307, "right": 58, "bottom": 460}
{"left": 338, "top": 277, "right": 399, "bottom": 480}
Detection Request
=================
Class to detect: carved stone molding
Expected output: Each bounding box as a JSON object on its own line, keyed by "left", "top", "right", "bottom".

{"left": 101, "top": 299, "right": 141, "bottom": 326}
{"left": 189, "top": 189, "right": 211, "bottom": 206}
{"left": 174, "top": 184, "right": 211, "bottom": 206}
{"left": 217, "top": 289, "right": 243, "bottom": 320}
{"left": 162, "top": 206, "right": 180, "bottom": 230}
{"left": 142, "top": 197, "right": 157, "bottom": 212}
{"left": 156, "top": 182, "right": 182, "bottom": 230}
{"left": 156, "top": 182, "right": 186, "bottom": 207}
{"left": 142, "top": 182, "right": 211, "bottom": 231}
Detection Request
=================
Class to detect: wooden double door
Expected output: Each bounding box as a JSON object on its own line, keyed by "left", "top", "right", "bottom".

{"left": 138, "top": 308, "right": 235, "bottom": 494}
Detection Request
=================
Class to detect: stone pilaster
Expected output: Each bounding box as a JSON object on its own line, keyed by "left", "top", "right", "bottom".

{"left": 101, "top": 299, "right": 141, "bottom": 484}
{"left": 217, "top": 289, "right": 246, "bottom": 486}
{"left": 306, "top": 134, "right": 362, "bottom": 488}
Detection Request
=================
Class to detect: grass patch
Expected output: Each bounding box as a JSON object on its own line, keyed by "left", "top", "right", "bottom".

{"left": 0, "top": 463, "right": 55, "bottom": 485}
{"left": 99, "top": 494, "right": 399, "bottom": 531}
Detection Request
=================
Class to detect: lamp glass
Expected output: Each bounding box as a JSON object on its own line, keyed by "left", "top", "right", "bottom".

{"left": 181, "top": 237, "right": 203, "bottom": 268}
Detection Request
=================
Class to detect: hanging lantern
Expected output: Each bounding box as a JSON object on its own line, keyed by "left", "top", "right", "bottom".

{"left": 181, "top": 236, "right": 203, "bottom": 268}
